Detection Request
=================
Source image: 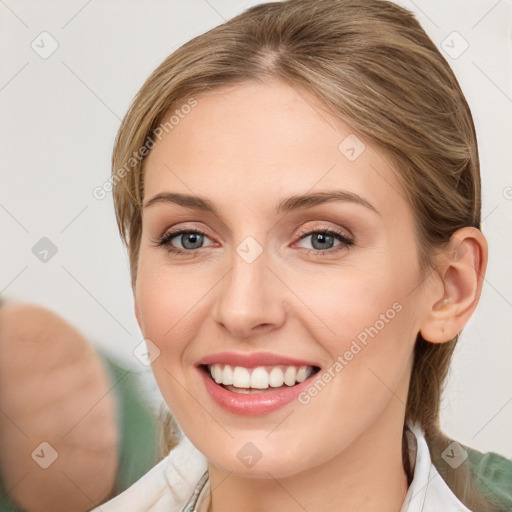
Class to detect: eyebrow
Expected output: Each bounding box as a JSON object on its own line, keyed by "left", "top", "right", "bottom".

{"left": 143, "top": 190, "right": 379, "bottom": 216}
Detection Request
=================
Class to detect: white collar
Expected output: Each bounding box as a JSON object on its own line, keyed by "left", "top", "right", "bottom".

{"left": 91, "top": 421, "right": 474, "bottom": 512}
{"left": 399, "top": 421, "right": 473, "bottom": 512}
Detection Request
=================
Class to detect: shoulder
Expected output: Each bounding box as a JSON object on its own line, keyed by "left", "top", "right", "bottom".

{"left": 89, "top": 434, "right": 207, "bottom": 512}
{"left": 417, "top": 421, "right": 512, "bottom": 511}
{"left": 464, "top": 443, "right": 512, "bottom": 509}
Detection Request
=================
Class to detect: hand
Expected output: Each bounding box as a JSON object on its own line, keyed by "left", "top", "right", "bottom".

{"left": 0, "top": 302, "right": 118, "bottom": 512}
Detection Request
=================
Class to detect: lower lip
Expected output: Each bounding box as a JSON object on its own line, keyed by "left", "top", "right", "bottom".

{"left": 198, "top": 367, "right": 318, "bottom": 416}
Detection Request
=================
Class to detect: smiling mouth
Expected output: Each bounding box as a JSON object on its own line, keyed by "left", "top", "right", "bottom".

{"left": 201, "top": 363, "right": 321, "bottom": 394}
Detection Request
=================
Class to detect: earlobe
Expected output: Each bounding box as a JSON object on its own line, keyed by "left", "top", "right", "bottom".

{"left": 419, "top": 227, "right": 488, "bottom": 344}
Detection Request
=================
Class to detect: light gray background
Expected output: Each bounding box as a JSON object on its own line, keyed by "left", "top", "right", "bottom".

{"left": 1, "top": 0, "right": 511, "bottom": 457}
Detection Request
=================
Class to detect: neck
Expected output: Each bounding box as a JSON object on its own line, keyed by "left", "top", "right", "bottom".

{"left": 207, "top": 410, "right": 410, "bottom": 512}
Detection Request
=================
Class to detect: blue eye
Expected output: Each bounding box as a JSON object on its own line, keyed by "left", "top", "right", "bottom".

{"left": 155, "top": 229, "right": 213, "bottom": 255}
{"left": 295, "top": 228, "right": 354, "bottom": 253}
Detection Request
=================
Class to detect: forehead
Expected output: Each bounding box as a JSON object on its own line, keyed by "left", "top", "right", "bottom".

{"left": 143, "top": 80, "right": 410, "bottom": 221}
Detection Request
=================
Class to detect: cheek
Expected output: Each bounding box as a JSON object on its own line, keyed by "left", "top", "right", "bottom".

{"left": 282, "top": 267, "right": 415, "bottom": 446}
{"left": 134, "top": 261, "right": 197, "bottom": 409}
{"left": 290, "top": 260, "right": 414, "bottom": 351}
{"left": 135, "top": 253, "right": 204, "bottom": 346}
{"left": 285, "top": 253, "right": 420, "bottom": 411}
{"left": 134, "top": 254, "right": 221, "bottom": 402}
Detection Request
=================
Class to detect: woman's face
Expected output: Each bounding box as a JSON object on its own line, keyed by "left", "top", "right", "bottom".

{"left": 135, "top": 79, "right": 434, "bottom": 477}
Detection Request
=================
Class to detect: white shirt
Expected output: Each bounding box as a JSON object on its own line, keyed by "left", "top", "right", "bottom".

{"left": 91, "top": 421, "right": 473, "bottom": 512}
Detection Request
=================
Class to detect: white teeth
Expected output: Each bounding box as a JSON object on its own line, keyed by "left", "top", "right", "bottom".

{"left": 283, "top": 366, "right": 297, "bottom": 386}
{"left": 232, "top": 366, "right": 251, "bottom": 388}
{"left": 296, "top": 366, "right": 310, "bottom": 383}
{"left": 250, "top": 367, "right": 269, "bottom": 389}
{"left": 269, "top": 367, "right": 284, "bottom": 387}
{"left": 212, "top": 364, "right": 223, "bottom": 383}
{"left": 222, "top": 365, "right": 233, "bottom": 385}
{"left": 207, "top": 364, "right": 314, "bottom": 389}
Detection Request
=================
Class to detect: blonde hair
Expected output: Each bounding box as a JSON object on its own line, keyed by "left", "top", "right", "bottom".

{"left": 111, "top": 0, "right": 502, "bottom": 509}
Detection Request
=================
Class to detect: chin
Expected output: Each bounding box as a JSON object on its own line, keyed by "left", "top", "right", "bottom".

{"left": 212, "top": 457, "right": 303, "bottom": 479}
{"left": 201, "top": 441, "right": 314, "bottom": 480}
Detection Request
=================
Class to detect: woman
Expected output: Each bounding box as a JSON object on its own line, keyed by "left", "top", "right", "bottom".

{"left": 92, "top": 0, "right": 512, "bottom": 510}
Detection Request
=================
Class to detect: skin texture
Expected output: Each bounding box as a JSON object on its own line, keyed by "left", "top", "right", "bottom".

{"left": 0, "top": 302, "right": 118, "bottom": 512}
{"left": 134, "top": 79, "right": 487, "bottom": 512}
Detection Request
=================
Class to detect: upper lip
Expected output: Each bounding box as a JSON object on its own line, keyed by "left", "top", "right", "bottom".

{"left": 196, "top": 351, "right": 320, "bottom": 368}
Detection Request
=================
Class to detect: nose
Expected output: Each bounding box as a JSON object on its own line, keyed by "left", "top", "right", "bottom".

{"left": 212, "top": 248, "right": 287, "bottom": 339}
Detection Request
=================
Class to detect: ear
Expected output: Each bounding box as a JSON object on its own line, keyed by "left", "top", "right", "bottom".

{"left": 419, "top": 227, "right": 488, "bottom": 343}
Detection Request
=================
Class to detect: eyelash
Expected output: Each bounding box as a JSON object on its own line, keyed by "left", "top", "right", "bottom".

{"left": 154, "top": 225, "right": 354, "bottom": 257}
